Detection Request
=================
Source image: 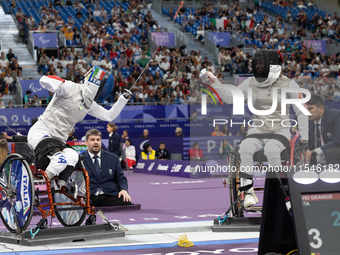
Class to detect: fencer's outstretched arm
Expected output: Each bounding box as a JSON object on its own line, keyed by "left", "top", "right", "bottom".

{"left": 39, "top": 76, "right": 73, "bottom": 97}
{"left": 200, "top": 69, "right": 249, "bottom": 104}
{"left": 87, "top": 96, "right": 129, "bottom": 122}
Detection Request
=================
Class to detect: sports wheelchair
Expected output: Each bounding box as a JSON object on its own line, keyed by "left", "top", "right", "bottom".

{"left": 0, "top": 136, "right": 99, "bottom": 235}
{"left": 220, "top": 131, "right": 307, "bottom": 221}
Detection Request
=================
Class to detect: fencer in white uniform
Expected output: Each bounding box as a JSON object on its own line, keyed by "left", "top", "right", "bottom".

{"left": 28, "top": 66, "right": 132, "bottom": 186}
{"left": 200, "top": 50, "right": 309, "bottom": 207}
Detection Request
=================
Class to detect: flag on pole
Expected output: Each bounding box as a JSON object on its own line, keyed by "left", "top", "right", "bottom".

{"left": 210, "top": 18, "right": 228, "bottom": 30}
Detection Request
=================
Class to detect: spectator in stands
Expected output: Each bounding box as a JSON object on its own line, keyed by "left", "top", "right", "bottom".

{"left": 123, "top": 139, "right": 136, "bottom": 169}
{"left": 82, "top": 129, "right": 132, "bottom": 207}
{"left": 56, "top": 16, "right": 64, "bottom": 29}
{"left": 140, "top": 129, "right": 150, "bottom": 138}
{"left": 6, "top": 49, "right": 15, "bottom": 62}
{"left": 6, "top": 101, "right": 15, "bottom": 108}
{"left": 49, "top": 56, "right": 59, "bottom": 70}
{"left": 212, "top": 125, "right": 223, "bottom": 136}
{"left": 0, "top": 139, "right": 9, "bottom": 165}
{"left": 107, "top": 123, "right": 121, "bottom": 157}
{"left": 0, "top": 98, "right": 5, "bottom": 109}
{"left": 32, "top": 95, "right": 41, "bottom": 107}
{"left": 121, "top": 130, "right": 129, "bottom": 139}
{"left": 219, "top": 139, "right": 234, "bottom": 159}
{"left": 84, "top": 52, "right": 93, "bottom": 66}
{"left": 38, "top": 53, "right": 50, "bottom": 74}
{"left": 0, "top": 54, "right": 9, "bottom": 68}
{"left": 118, "top": 52, "right": 127, "bottom": 68}
{"left": 24, "top": 90, "right": 32, "bottom": 106}
{"left": 144, "top": 91, "right": 157, "bottom": 105}
{"left": 141, "top": 143, "right": 156, "bottom": 160}
{"left": 175, "top": 127, "right": 184, "bottom": 137}
{"left": 236, "top": 125, "right": 247, "bottom": 136}
{"left": 0, "top": 132, "right": 12, "bottom": 142}
{"left": 9, "top": 58, "right": 21, "bottom": 72}
{"left": 189, "top": 142, "right": 203, "bottom": 160}
{"left": 139, "top": 31, "right": 148, "bottom": 48}
{"left": 222, "top": 126, "right": 232, "bottom": 136}
{"left": 46, "top": 91, "right": 53, "bottom": 105}
{"left": 138, "top": 53, "right": 149, "bottom": 68}
{"left": 16, "top": 8, "right": 24, "bottom": 21}
{"left": 65, "top": 27, "right": 74, "bottom": 43}
{"left": 324, "top": 87, "right": 334, "bottom": 101}
{"left": 67, "top": 129, "right": 77, "bottom": 141}
{"left": 3, "top": 72, "right": 14, "bottom": 94}
{"left": 154, "top": 71, "right": 162, "bottom": 86}
{"left": 173, "top": 85, "right": 186, "bottom": 104}
{"left": 156, "top": 142, "right": 171, "bottom": 160}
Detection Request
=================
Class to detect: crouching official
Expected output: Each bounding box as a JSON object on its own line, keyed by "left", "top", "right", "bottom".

{"left": 82, "top": 129, "right": 132, "bottom": 207}
{"left": 306, "top": 94, "right": 340, "bottom": 165}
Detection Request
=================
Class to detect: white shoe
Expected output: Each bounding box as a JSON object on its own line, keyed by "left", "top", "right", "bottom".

{"left": 244, "top": 187, "right": 259, "bottom": 208}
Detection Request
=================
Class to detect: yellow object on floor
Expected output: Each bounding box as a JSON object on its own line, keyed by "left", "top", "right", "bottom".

{"left": 175, "top": 234, "right": 194, "bottom": 247}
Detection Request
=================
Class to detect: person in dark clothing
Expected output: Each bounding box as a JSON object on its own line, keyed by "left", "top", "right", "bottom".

{"left": 20, "top": 18, "right": 29, "bottom": 44}
{"left": 107, "top": 122, "right": 121, "bottom": 156}
{"left": 139, "top": 129, "right": 149, "bottom": 138}
{"left": 155, "top": 142, "right": 171, "bottom": 160}
{"left": 306, "top": 94, "right": 340, "bottom": 165}
{"left": 82, "top": 129, "right": 131, "bottom": 207}
{"left": 6, "top": 49, "right": 15, "bottom": 62}
{"left": 67, "top": 129, "right": 77, "bottom": 141}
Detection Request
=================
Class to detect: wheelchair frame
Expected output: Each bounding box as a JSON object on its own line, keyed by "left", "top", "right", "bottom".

{"left": 0, "top": 140, "right": 96, "bottom": 235}
{"left": 221, "top": 132, "right": 307, "bottom": 221}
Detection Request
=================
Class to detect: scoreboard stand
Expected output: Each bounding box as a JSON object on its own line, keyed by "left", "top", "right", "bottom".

{"left": 258, "top": 168, "right": 340, "bottom": 255}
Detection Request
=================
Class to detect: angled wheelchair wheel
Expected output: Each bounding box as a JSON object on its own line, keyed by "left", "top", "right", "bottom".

{"left": 53, "top": 169, "right": 87, "bottom": 227}
{"left": 0, "top": 154, "right": 35, "bottom": 233}
{"left": 231, "top": 156, "right": 244, "bottom": 218}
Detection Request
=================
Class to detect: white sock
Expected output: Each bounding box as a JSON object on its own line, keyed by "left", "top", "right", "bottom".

{"left": 267, "top": 154, "right": 281, "bottom": 168}
{"left": 57, "top": 180, "right": 66, "bottom": 187}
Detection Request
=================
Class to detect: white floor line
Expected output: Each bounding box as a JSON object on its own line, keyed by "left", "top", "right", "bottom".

{"left": 0, "top": 230, "right": 259, "bottom": 253}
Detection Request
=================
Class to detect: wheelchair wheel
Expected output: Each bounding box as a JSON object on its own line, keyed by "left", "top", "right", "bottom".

{"left": 52, "top": 169, "right": 87, "bottom": 227}
{"left": 0, "top": 154, "right": 35, "bottom": 233}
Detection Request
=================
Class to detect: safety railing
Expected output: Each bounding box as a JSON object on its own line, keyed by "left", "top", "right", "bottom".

{"left": 15, "top": 77, "right": 22, "bottom": 107}
{"left": 152, "top": 0, "right": 162, "bottom": 15}
{"left": 203, "top": 31, "right": 219, "bottom": 60}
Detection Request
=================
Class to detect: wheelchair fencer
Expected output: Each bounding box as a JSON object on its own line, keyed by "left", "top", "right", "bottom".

{"left": 0, "top": 135, "right": 119, "bottom": 235}
{"left": 220, "top": 131, "right": 308, "bottom": 222}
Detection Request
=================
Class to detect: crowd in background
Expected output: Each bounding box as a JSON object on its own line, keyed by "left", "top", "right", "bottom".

{"left": 3, "top": 0, "right": 340, "bottom": 108}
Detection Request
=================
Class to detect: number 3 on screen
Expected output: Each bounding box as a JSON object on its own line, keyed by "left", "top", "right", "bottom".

{"left": 332, "top": 211, "right": 340, "bottom": 226}
{"left": 309, "top": 228, "right": 322, "bottom": 249}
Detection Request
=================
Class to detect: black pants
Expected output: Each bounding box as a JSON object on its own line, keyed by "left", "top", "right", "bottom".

{"left": 90, "top": 194, "right": 132, "bottom": 207}
{"left": 325, "top": 147, "right": 340, "bottom": 165}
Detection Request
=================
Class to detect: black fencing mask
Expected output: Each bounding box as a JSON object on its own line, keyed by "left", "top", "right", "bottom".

{"left": 252, "top": 50, "right": 283, "bottom": 83}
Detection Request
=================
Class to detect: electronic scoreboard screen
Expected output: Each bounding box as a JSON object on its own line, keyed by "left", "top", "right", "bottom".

{"left": 287, "top": 169, "right": 340, "bottom": 255}
{"left": 301, "top": 192, "right": 340, "bottom": 255}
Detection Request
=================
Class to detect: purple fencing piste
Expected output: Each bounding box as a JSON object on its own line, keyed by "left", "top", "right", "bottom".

{"left": 32, "top": 33, "right": 58, "bottom": 48}
{"left": 151, "top": 33, "right": 175, "bottom": 47}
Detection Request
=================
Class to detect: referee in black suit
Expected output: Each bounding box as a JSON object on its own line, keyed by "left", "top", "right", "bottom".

{"left": 306, "top": 94, "right": 340, "bottom": 165}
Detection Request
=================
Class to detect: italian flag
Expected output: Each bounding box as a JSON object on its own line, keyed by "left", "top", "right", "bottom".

{"left": 93, "top": 68, "right": 106, "bottom": 81}
{"left": 210, "top": 18, "right": 228, "bottom": 30}
{"left": 243, "top": 19, "right": 254, "bottom": 29}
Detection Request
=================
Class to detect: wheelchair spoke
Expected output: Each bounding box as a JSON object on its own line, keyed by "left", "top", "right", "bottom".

{"left": 0, "top": 156, "right": 35, "bottom": 233}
